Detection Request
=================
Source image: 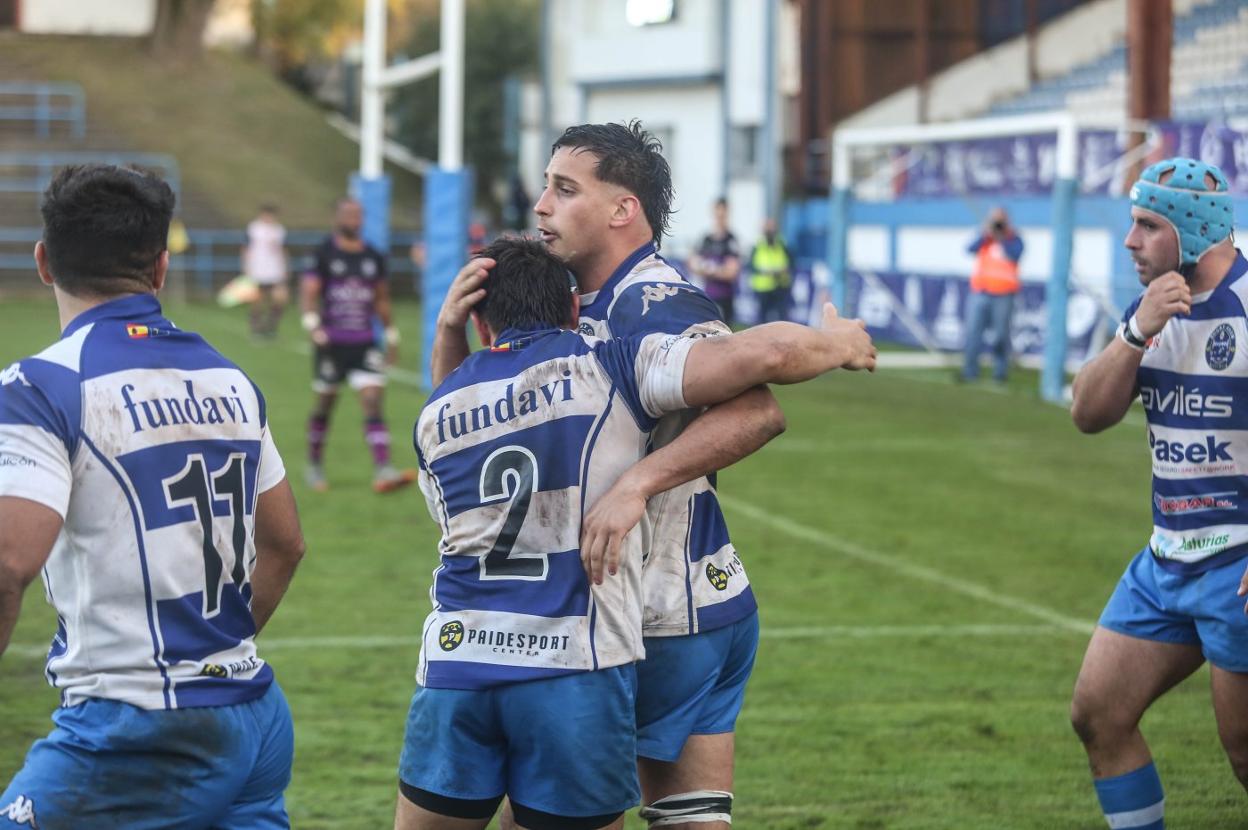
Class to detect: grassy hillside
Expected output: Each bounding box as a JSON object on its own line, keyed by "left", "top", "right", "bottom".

{"left": 0, "top": 34, "right": 422, "bottom": 229}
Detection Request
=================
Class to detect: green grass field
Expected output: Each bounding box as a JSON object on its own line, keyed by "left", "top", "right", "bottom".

{"left": 1, "top": 296, "right": 1244, "bottom": 828}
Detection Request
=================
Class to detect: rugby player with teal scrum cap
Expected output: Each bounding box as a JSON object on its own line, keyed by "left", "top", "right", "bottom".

{"left": 1070, "top": 157, "right": 1248, "bottom": 829}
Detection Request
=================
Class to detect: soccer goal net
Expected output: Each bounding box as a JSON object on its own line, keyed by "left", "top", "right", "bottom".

{"left": 820, "top": 112, "right": 1156, "bottom": 401}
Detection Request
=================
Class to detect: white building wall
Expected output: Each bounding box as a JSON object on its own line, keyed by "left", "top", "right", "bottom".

{"left": 22, "top": 0, "right": 154, "bottom": 35}
{"left": 528, "top": 0, "right": 788, "bottom": 258}
{"left": 585, "top": 85, "right": 722, "bottom": 255}
{"left": 572, "top": 0, "right": 720, "bottom": 83}
{"left": 728, "top": 0, "right": 765, "bottom": 124}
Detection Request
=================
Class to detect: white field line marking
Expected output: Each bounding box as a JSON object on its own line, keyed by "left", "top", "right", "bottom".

{"left": 876, "top": 352, "right": 958, "bottom": 369}
{"left": 718, "top": 494, "right": 1094, "bottom": 634}
{"left": 3, "top": 623, "right": 1077, "bottom": 660}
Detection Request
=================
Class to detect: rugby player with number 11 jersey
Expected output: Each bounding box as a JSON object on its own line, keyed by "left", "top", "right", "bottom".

{"left": 0, "top": 165, "right": 306, "bottom": 830}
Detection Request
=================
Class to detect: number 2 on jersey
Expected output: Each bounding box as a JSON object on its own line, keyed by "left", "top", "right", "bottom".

{"left": 478, "top": 446, "right": 548, "bottom": 580}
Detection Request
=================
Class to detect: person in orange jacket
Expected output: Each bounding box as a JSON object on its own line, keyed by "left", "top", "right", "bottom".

{"left": 961, "top": 206, "right": 1024, "bottom": 383}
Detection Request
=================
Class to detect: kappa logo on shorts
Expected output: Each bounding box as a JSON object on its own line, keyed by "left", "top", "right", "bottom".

{"left": 439, "top": 621, "right": 465, "bottom": 651}
{"left": 1206, "top": 323, "right": 1237, "bottom": 371}
{"left": 0, "top": 363, "right": 30, "bottom": 388}
{"left": 1, "top": 794, "right": 37, "bottom": 827}
{"left": 705, "top": 562, "right": 730, "bottom": 591}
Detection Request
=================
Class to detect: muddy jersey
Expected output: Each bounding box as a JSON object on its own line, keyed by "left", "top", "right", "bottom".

{"left": 0, "top": 294, "right": 286, "bottom": 709}
{"left": 414, "top": 326, "right": 695, "bottom": 689}
{"left": 577, "top": 242, "right": 756, "bottom": 636}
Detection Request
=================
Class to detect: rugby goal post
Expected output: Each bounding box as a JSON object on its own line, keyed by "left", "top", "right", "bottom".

{"left": 358, "top": 0, "right": 469, "bottom": 389}
{"left": 829, "top": 112, "right": 1149, "bottom": 403}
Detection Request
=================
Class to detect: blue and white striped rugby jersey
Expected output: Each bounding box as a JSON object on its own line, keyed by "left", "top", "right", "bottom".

{"left": 1130, "top": 251, "right": 1248, "bottom": 573}
{"left": 413, "top": 325, "right": 696, "bottom": 690}
{"left": 0, "top": 294, "right": 286, "bottom": 709}
{"left": 577, "top": 243, "right": 757, "bottom": 636}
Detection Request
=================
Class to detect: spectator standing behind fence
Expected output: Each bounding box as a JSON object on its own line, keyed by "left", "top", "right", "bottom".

{"left": 749, "top": 217, "right": 793, "bottom": 324}
{"left": 961, "top": 206, "right": 1024, "bottom": 383}
{"left": 688, "top": 197, "right": 741, "bottom": 325}
{"left": 242, "top": 204, "right": 289, "bottom": 339}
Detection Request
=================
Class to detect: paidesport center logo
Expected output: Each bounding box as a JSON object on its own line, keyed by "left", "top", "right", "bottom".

{"left": 438, "top": 621, "right": 465, "bottom": 651}
{"left": 1206, "top": 323, "right": 1236, "bottom": 370}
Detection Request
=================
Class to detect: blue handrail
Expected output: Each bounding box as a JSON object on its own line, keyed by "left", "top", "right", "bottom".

{"left": 0, "top": 82, "right": 86, "bottom": 139}
{"left": 0, "top": 227, "right": 422, "bottom": 294}
{"left": 0, "top": 151, "right": 181, "bottom": 202}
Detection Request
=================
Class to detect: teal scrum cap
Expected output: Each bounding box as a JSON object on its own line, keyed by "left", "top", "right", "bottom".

{"left": 1129, "top": 157, "right": 1234, "bottom": 269}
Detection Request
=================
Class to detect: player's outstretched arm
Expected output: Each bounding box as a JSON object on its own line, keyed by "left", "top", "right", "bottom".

{"left": 249, "top": 479, "right": 306, "bottom": 634}
{"left": 1071, "top": 271, "right": 1190, "bottom": 433}
{"left": 681, "top": 302, "right": 876, "bottom": 407}
{"left": 581, "top": 304, "right": 875, "bottom": 584}
{"left": 0, "top": 497, "right": 61, "bottom": 659}
{"left": 581, "top": 385, "right": 785, "bottom": 584}
{"left": 431, "top": 258, "right": 493, "bottom": 387}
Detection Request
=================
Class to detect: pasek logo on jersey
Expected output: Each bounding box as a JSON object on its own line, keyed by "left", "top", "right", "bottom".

{"left": 1147, "top": 430, "right": 1233, "bottom": 465}
{"left": 1139, "top": 385, "right": 1233, "bottom": 418}
{"left": 120, "top": 380, "right": 251, "bottom": 434}
{"left": 435, "top": 372, "right": 573, "bottom": 445}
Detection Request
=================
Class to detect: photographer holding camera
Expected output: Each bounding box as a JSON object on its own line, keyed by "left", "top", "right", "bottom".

{"left": 961, "top": 206, "right": 1025, "bottom": 384}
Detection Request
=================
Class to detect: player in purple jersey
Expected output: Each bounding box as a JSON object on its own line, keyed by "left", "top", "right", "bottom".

{"left": 301, "top": 197, "right": 415, "bottom": 494}
{"left": 434, "top": 122, "right": 786, "bottom": 829}
{"left": 1070, "top": 158, "right": 1248, "bottom": 829}
{"left": 0, "top": 164, "right": 306, "bottom": 829}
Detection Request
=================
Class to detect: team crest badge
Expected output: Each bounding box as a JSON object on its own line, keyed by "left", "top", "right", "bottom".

{"left": 362, "top": 258, "right": 377, "bottom": 278}
{"left": 199, "top": 664, "right": 228, "bottom": 678}
{"left": 439, "top": 621, "right": 465, "bottom": 651}
{"left": 577, "top": 322, "right": 595, "bottom": 336}
{"left": 1205, "top": 323, "right": 1236, "bottom": 370}
{"left": 705, "top": 562, "right": 730, "bottom": 591}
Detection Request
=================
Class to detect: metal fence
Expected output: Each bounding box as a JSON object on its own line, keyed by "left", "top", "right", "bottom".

{"left": 0, "top": 227, "right": 423, "bottom": 297}
{"left": 0, "top": 82, "right": 86, "bottom": 139}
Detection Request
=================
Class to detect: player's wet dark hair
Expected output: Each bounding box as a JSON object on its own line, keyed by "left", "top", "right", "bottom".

{"left": 40, "top": 164, "right": 175, "bottom": 297}
{"left": 552, "top": 120, "right": 673, "bottom": 249}
{"left": 475, "top": 237, "right": 577, "bottom": 333}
